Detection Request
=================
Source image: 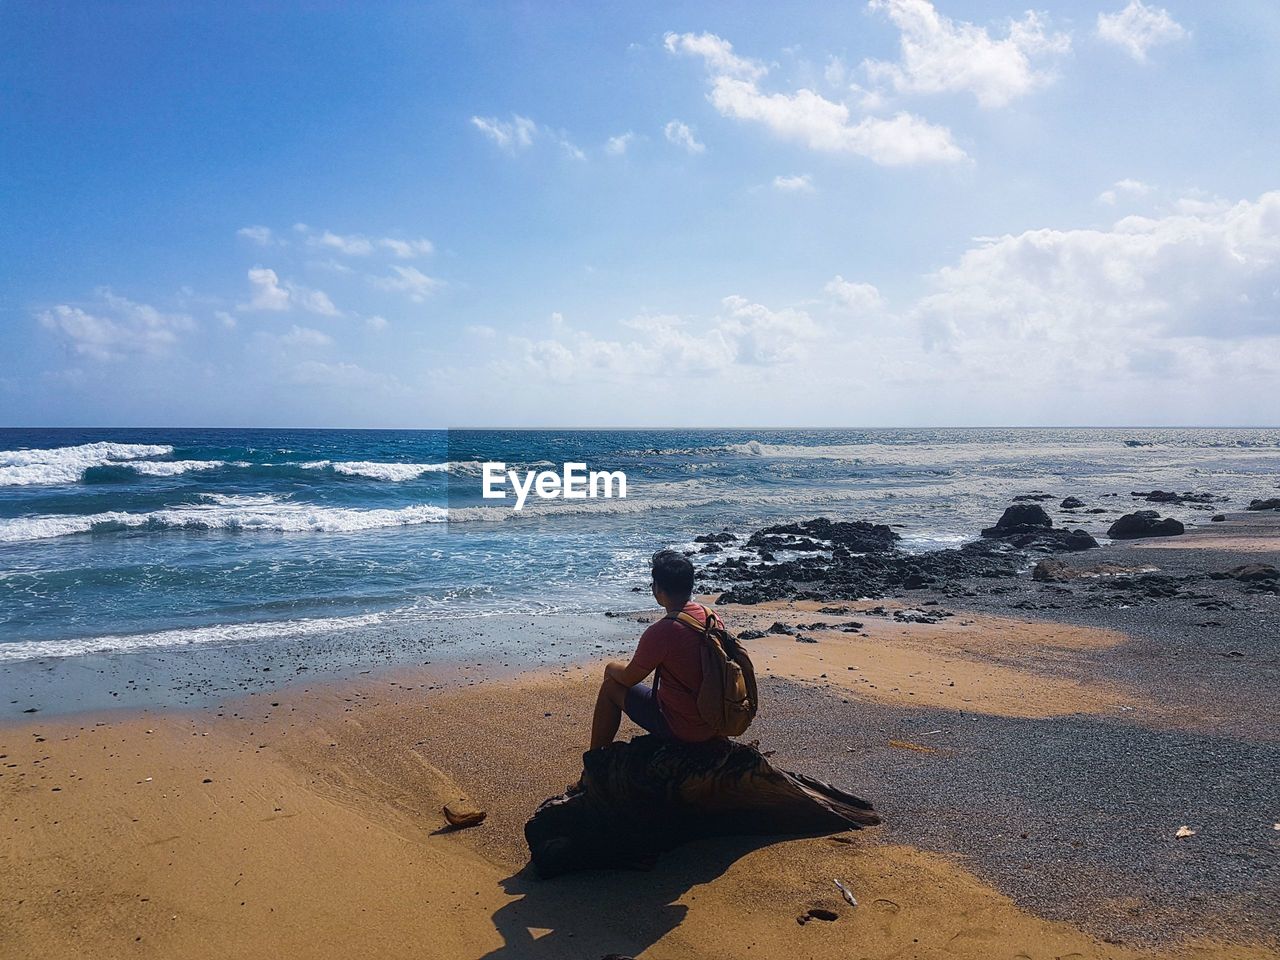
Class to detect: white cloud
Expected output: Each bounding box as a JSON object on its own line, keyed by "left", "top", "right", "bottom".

{"left": 310, "top": 230, "right": 375, "bottom": 256}
{"left": 290, "top": 360, "right": 390, "bottom": 389}
{"left": 466, "top": 324, "right": 497, "bottom": 339}
{"left": 38, "top": 291, "right": 195, "bottom": 362}
{"left": 296, "top": 289, "right": 339, "bottom": 315}
{"left": 215, "top": 310, "right": 237, "bottom": 329}
{"left": 470, "top": 114, "right": 537, "bottom": 152}
{"left": 240, "top": 267, "right": 339, "bottom": 315}
{"left": 510, "top": 296, "right": 823, "bottom": 382}
{"left": 863, "top": 0, "right": 1071, "bottom": 109}
{"left": 773, "top": 173, "right": 815, "bottom": 193}
{"left": 378, "top": 237, "right": 434, "bottom": 258}
{"left": 553, "top": 132, "right": 586, "bottom": 160}
{"left": 470, "top": 114, "right": 582, "bottom": 159}
{"left": 664, "top": 120, "right": 705, "bottom": 154}
{"left": 913, "top": 191, "right": 1280, "bottom": 352}
{"left": 825, "top": 276, "right": 886, "bottom": 312}
{"left": 668, "top": 30, "right": 964, "bottom": 165}
{"left": 365, "top": 315, "right": 389, "bottom": 331}
{"left": 605, "top": 131, "right": 635, "bottom": 156}
{"left": 282, "top": 225, "right": 435, "bottom": 259}
{"left": 1097, "top": 1, "right": 1188, "bottom": 63}
{"left": 237, "top": 225, "right": 275, "bottom": 246}
{"left": 277, "top": 325, "right": 334, "bottom": 348}
{"left": 663, "top": 31, "right": 767, "bottom": 80}
{"left": 709, "top": 77, "right": 965, "bottom": 165}
{"left": 718, "top": 295, "right": 821, "bottom": 365}
{"left": 242, "top": 267, "right": 291, "bottom": 311}
{"left": 1097, "top": 177, "right": 1154, "bottom": 205}
{"left": 371, "top": 265, "right": 442, "bottom": 302}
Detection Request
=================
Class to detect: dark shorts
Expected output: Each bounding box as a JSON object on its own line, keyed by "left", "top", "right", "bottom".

{"left": 623, "top": 682, "right": 673, "bottom": 739}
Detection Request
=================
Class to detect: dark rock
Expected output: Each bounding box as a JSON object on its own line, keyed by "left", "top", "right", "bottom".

{"left": 747, "top": 518, "right": 899, "bottom": 554}
{"left": 1107, "top": 511, "right": 1185, "bottom": 539}
{"left": 794, "top": 634, "right": 818, "bottom": 644}
{"left": 1211, "top": 514, "right": 1226, "bottom": 522}
{"left": 698, "top": 543, "right": 724, "bottom": 554}
{"left": 1060, "top": 496, "right": 1086, "bottom": 509}
{"left": 982, "top": 504, "right": 1052, "bottom": 536}
{"left": 1248, "top": 498, "right": 1280, "bottom": 511}
{"left": 694, "top": 532, "right": 737, "bottom": 544}
{"left": 1132, "top": 490, "right": 1225, "bottom": 506}
{"left": 893, "top": 608, "right": 952, "bottom": 624}
{"left": 1032, "top": 558, "right": 1070, "bottom": 582}
{"left": 1210, "top": 564, "right": 1279, "bottom": 583}
{"left": 985, "top": 524, "right": 1099, "bottom": 553}
{"left": 736, "top": 629, "right": 766, "bottom": 640}
{"left": 767, "top": 622, "right": 795, "bottom": 635}
{"left": 1012, "top": 492, "right": 1054, "bottom": 502}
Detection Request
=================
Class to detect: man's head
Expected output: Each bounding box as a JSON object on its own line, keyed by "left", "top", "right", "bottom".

{"left": 650, "top": 549, "right": 695, "bottom": 608}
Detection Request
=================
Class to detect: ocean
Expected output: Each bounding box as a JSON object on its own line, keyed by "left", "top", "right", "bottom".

{"left": 2, "top": 427, "right": 1279, "bottom": 664}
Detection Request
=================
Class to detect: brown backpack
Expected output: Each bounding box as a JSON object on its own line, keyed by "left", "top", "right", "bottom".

{"left": 664, "top": 605, "right": 759, "bottom": 737}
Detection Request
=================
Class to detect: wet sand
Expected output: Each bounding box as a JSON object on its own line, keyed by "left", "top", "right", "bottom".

{"left": 1127, "top": 513, "right": 1280, "bottom": 553}
{"left": 723, "top": 600, "right": 1143, "bottom": 718}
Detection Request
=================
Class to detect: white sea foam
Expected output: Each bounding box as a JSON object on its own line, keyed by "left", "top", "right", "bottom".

{"left": 0, "top": 612, "right": 386, "bottom": 663}
{"left": 299, "top": 460, "right": 452, "bottom": 480}
{"left": 0, "top": 494, "right": 449, "bottom": 543}
{"left": 0, "top": 441, "right": 174, "bottom": 486}
{"left": 127, "top": 459, "right": 227, "bottom": 477}
{"left": 722, "top": 440, "right": 871, "bottom": 461}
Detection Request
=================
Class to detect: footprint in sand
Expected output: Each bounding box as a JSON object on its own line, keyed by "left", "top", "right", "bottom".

{"left": 869, "top": 897, "right": 901, "bottom": 936}
{"left": 944, "top": 926, "right": 999, "bottom": 953}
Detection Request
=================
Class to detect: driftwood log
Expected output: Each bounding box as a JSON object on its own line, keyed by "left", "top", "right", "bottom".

{"left": 525, "top": 735, "right": 880, "bottom": 878}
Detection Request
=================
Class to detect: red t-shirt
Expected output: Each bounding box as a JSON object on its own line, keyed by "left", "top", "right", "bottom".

{"left": 631, "top": 602, "right": 718, "bottom": 743}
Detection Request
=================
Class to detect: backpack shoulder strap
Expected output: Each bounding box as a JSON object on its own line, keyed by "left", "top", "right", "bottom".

{"left": 665, "top": 604, "right": 713, "bottom": 635}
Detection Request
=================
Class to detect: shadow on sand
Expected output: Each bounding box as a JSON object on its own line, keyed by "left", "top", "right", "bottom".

{"left": 478, "top": 834, "right": 792, "bottom": 959}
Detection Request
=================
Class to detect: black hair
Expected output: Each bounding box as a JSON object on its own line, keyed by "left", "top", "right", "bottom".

{"left": 651, "top": 549, "right": 695, "bottom": 601}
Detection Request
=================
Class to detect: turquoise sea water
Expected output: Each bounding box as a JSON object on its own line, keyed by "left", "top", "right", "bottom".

{"left": 2, "top": 427, "right": 1278, "bottom": 662}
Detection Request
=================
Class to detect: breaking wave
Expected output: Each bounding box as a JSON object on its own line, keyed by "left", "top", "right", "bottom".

{"left": 0, "top": 611, "right": 387, "bottom": 663}
{"left": 0, "top": 441, "right": 175, "bottom": 486}
{"left": 0, "top": 494, "right": 449, "bottom": 543}
{"left": 300, "top": 460, "right": 451, "bottom": 481}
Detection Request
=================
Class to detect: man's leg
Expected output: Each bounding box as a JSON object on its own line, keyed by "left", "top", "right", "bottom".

{"left": 589, "top": 671, "right": 628, "bottom": 751}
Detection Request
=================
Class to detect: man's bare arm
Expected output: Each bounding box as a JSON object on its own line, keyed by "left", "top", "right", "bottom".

{"left": 604, "top": 654, "right": 651, "bottom": 687}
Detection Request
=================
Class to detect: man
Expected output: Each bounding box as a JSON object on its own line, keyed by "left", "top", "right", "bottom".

{"left": 589, "top": 549, "right": 720, "bottom": 750}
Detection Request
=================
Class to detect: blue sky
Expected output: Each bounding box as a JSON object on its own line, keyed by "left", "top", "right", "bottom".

{"left": 2, "top": 0, "right": 1278, "bottom": 427}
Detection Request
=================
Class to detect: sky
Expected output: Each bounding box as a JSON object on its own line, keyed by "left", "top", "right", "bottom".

{"left": 2, "top": 0, "right": 1278, "bottom": 428}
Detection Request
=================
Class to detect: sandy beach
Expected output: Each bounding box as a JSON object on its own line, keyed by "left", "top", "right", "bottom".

{"left": 4, "top": 511, "right": 1279, "bottom": 959}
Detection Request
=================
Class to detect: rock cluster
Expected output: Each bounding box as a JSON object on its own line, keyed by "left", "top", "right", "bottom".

{"left": 700, "top": 507, "right": 1097, "bottom": 605}
{"left": 1107, "top": 511, "right": 1185, "bottom": 539}
{"left": 980, "top": 504, "right": 1099, "bottom": 552}
{"left": 1131, "top": 490, "right": 1226, "bottom": 506}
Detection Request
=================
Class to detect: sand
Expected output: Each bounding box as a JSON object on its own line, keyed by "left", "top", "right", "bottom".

{"left": 710, "top": 599, "right": 1144, "bottom": 719}
{"left": 2, "top": 665, "right": 1273, "bottom": 960}
{"left": 1128, "top": 514, "right": 1280, "bottom": 553}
